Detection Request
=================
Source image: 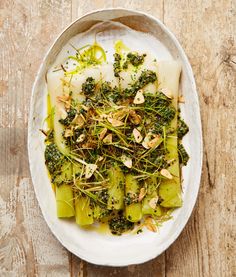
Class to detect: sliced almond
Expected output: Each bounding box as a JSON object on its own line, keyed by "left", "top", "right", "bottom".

{"left": 161, "top": 88, "right": 173, "bottom": 99}
{"left": 103, "top": 134, "right": 112, "bottom": 144}
{"left": 57, "top": 94, "right": 70, "bottom": 103}
{"left": 121, "top": 155, "right": 132, "bottom": 168}
{"left": 133, "top": 89, "right": 145, "bottom": 104}
{"left": 142, "top": 132, "right": 153, "bottom": 149}
{"left": 178, "top": 95, "right": 185, "bottom": 103}
{"left": 77, "top": 134, "right": 85, "bottom": 143}
{"left": 147, "top": 136, "right": 161, "bottom": 149}
{"left": 57, "top": 94, "right": 71, "bottom": 109}
{"left": 138, "top": 188, "right": 146, "bottom": 202}
{"left": 142, "top": 141, "right": 149, "bottom": 149}
{"left": 133, "top": 128, "right": 143, "bottom": 143}
{"left": 149, "top": 197, "right": 159, "bottom": 209}
{"left": 64, "top": 128, "right": 73, "bottom": 138}
{"left": 113, "top": 109, "right": 128, "bottom": 120}
{"left": 85, "top": 164, "right": 97, "bottom": 179}
{"left": 72, "top": 114, "right": 85, "bottom": 128}
{"left": 160, "top": 168, "right": 173, "bottom": 179}
{"left": 82, "top": 140, "right": 97, "bottom": 149}
{"left": 107, "top": 117, "right": 124, "bottom": 127}
{"left": 129, "top": 110, "right": 141, "bottom": 125}
{"left": 99, "top": 128, "right": 108, "bottom": 140}
{"left": 65, "top": 100, "right": 71, "bottom": 110}
{"left": 145, "top": 217, "right": 157, "bottom": 232}
{"left": 58, "top": 107, "right": 68, "bottom": 120}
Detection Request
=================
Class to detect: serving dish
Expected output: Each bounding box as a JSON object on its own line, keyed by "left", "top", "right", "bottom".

{"left": 28, "top": 8, "right": 202, "bottom": 266}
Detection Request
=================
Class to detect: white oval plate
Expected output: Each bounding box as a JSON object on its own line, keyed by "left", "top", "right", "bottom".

{"left": 28, "top": 9, "right": 203, "bottom": 266}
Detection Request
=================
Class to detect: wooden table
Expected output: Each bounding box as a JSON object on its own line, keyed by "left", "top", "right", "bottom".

{"left": 0, "top": 1, "right": 235, "bottom": 276}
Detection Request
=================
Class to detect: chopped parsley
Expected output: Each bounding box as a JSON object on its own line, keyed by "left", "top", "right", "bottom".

{"left": 178, "top": 143, "right": 189, "bottom": 165}
{"left": 124, "top": 70, "right": 157, "bottom": 96}
{"left": 109, "top": 214, "right": 134, "bottom": 235}
{"left": 178, "top": 118, "right": 189, "bottom": 139}
{"left": 59, "top": 108, "right": 77, "bottom": 126}
{"left": 82, "top": 77, "right": 96, "bottom": 96}
{"left": 113, "top": 53, "right": 122, "bottom": 77}
{"left": 124, "top": 52, "right": 146, "bottom": 68}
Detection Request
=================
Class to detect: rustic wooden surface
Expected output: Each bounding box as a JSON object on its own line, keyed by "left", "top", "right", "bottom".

{"left": 0, "top": 0, "right": 235, "bottom": 276}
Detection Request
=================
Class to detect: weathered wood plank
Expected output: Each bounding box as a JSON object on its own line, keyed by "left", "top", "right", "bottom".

{"left": 0, "top": 0, "right": 72, "bottom": 276}
{"left": 79, "top": 256, "right": 166, "bottom": 277}
{"left": 163, "top": 1, "right": 236, "bottom": 276}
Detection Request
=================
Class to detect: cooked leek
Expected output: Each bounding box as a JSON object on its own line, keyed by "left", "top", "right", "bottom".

{"left": 125, "top": 174, "right": 142, "bottom": 222}
{"left": 56, "top": 184, "right": 75, "bottom": 218}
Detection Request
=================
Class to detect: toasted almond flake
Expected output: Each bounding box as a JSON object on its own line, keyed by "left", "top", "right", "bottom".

{"left": 72, "top": 114, "right": 85, "bottom": 128}
{"left": 161, "top": 88, "right": 173, "bottom": 99}
{"left": 85, "top": 164, "right": 97, "bottom": 179}
{"left": 149, "top": 197, "right": 159, "bottom": 209}
{"left": 147, "top": 136, "right": 161, "bottom": 149}
{"left": 142, "top": 141, "right": 149, "bottom": 149}
{"left": 133, "top": 128, "right": 143, "bottom": 143}
{"left": 82, "top": 140, "right": 97, "bottom": 149}
{"left": 178, "top": 95, "right": 185, "bottom": 103}
{"left": 65, "top": 101, "right": 71, "bottom": 110}
{"left": 145, "top": 217, "right": 157, "bottom": 232}
{"left": 160, "top": 168, "right": 173, "bottom": 179}
{"left": 58, "top": 107, "right": 68, "bottom": 119}
{"left": 64, "top": 128, "right": 73, "bottom": 138}
{"left": 57, "top": 95, "right": 71, "bottom": 109}
{"left": 133, "top": 89, "right": 145, "bottom": 104}
{"left": 107, "top": 117, "right": 124, "bottom": 127}
{"left": 77, "top": 134, "right": 85, "bottom": 143}
{"left": 103, "top": 134, "right": 112, "bottom": 144}
{"left": 129, "top": 110, "right": 141, "bottom": 125}
{"left": 121, "top": 155, "right": 132, "bottom": 168}
{"left": 146, "top": 223, "right": 157, "bottom": 232}
{"left": 113, "top": 109, "right": 128, "bottom": 120}
{"left": 142, "top": 132, "right": 153, "bottom": 149}
{"left": 99, "top": 128, "right": 108, "bottom": 140}
{"left": 138, "top": 188, "right": 146, "bottom": 202}
{"left": 57, "top": 95, "right": 70, "bottom": 102}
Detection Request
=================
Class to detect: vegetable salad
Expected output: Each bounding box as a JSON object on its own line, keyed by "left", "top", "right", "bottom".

{"left": 43, "top": 40, "right": 189, "bottom": 235}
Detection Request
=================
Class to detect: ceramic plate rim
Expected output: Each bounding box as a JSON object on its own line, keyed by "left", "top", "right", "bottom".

{"left": 28, "top": 8, "right": 203, "bottom": 266}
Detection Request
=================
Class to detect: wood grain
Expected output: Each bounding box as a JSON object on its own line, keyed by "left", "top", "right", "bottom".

{"left": 0, "top": 0, "right": 235, "bottom": 276}
{"left": 0, "top": 1, "right": 73, "bottom": 276}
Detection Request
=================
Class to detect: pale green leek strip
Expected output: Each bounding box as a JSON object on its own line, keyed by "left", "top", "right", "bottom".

{"left": 47, "top": 69, "right": 70, "bottom": 156}
{"left": 56, "top": 184, "right": 75, "bottom": 218}
{"left": 75, "top": 196, "right": 94, "bottom": 226}
{"left": 107, "top": 165, "right": 125, "bottom": 210}
{"left": 125, "top": 174, "right": 142, "bottom": 222}
{"left": 142, "top": 177, "right": 162, "bottom": 216}
{"left": 157, "top": 61, "right": 182, "bottom": 208}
